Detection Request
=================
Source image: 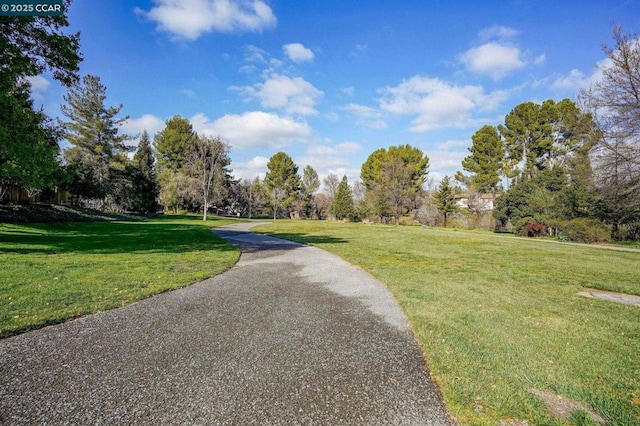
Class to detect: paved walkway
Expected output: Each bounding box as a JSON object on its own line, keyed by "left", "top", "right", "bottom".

{"left": 0, "top": 222, "right": 452, "bottom": 425}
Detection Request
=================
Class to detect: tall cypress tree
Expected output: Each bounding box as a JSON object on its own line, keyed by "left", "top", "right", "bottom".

{"left": 331, "top": 175, "right": 355, "bottom": 220}
{"left": 131, "top": 131, "right": 159, "bottom": 213}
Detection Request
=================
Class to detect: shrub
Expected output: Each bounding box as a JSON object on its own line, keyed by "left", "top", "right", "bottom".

{"left": 514, "top": 216, "right": 547, "bottom": 237}
{"left": 558, "top": 218, "right": 611, "bottom": 244}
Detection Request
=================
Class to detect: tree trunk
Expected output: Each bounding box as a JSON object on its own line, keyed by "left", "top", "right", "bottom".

{"left": 203, "top": 199, "right": 208, "bottom": 221}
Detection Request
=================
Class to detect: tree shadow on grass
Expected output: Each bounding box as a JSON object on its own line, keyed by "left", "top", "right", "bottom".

{"left": 0, "top": 219, "right": 239, "bottom": 255}
{"left": 255, "top": 231, "right": 349, "bottom": 246}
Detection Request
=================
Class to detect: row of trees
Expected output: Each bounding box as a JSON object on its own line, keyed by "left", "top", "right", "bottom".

{"left": 1, "top": 2, "right": 81, "bottom": 201}
{"left": 444, "top": 28, "right": 639, "bottom": 239}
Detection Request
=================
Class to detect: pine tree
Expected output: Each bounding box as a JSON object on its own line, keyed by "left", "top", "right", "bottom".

{"left": 62, "top": 75, "right": 132, "bottom": 204}
{"left": 460, "top": 125, "right": 504, "bottom": 194}
{"left": 264, "top": 152, "right": 301, "bottom": 220}
{"left": 131, "top": 131, "right": 159, "bottom": 213}
{"left": 434, "top": 176, "right": 458, "bottom": 228}
{"left": 331, "top": 175, "right": 354, "bottom": 220}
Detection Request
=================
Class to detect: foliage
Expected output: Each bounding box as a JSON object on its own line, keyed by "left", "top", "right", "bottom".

{"left": 255, "top": 220, "right": 640, "bottom": 425}
{"left": 0, "top": 83, "right": 64, "bottom": 199}
{"left": 61, "top": 75, "right": 133, "bottom": 206}
{"left": 497, "top": 99, "right": 597, "bottom": 180}
{"left": 458, "top": 125, "right": 504, "bottom": 193}
{"left": 300, "top": 165, "right": 320, "bottom": 219}
{"left": 0, "top": 2, "right": 81, "bottom": 88}
{"left": 183, "top": 135, "right": 231, "bottom": 221}
{"left": 360, "top": 145, "right": 429, "bottom": 224}
{"left": 514, "top": 216, "right": 547, "bottom": 237}
{"left": 153, "top": 115, "right": 196, "bottom": 172}
{"left": 264, "top": 152, "right": 301, "bottom": 220}
{"left": 433, "top": 176, "right": 458, "bottom": 228}
{"left": 130, "top": 131, "right": 159, "bottom": 213}
{"left": 227, "top": 177, "right": 268, "bottom": 218}
{"left": 493, "top": 165, "right": 600, "bottom": 230}
{"left": 330, "top": 175, "right": 355, "bottom": 220}
{"left": 556, "top": 218, "right": 611, "bottom": 243}
{"left": 0, "top": 5, "right": 81, "bottom": 200}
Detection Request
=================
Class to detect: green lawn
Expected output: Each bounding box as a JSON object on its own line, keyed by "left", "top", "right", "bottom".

{"left": 0, "top": 215, "right": 242, "bottom": 338}
{"left": 254, "top": 221, "right": 640, "bottom": 426}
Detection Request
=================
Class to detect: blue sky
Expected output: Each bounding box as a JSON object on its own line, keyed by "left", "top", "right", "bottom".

{"left": 31, "top": 0, "right": 640, "bottom": 187}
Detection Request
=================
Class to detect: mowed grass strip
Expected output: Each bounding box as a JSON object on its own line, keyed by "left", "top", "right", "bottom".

{"left": 0, "top": 215, "right": 242, "bottom": 338}
{"left": 254, "top": 221, "right": 640, "bottom": 425}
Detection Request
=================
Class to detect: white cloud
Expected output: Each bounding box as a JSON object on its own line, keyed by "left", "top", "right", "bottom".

{"left": 231, "top": 155, "right": 269, "bottom": 180}
{"left": 136, "top": 0, "right": 277, "bottom": 40}
{"left": 341, "top": 87, "right": 355, "bottom": 97}
{"left": 121, "top": 114, "right": 165, "bottom": 137}
{"left": 178, "top": 89, "right": 197, "bottom": 98}
{"left": 378, "top": 76, "right": 507, "bottom": 132}
{"left": 533, "top": 54, "right": 546, "bottom": 66}
{"left": 551, "top": 69, "right": 588, "bottom": 91}
{"left": 307, "top": 141, "right": 361, "bottom": 156}
{"left": 479, "top": 25, "right": 518, "bottom": 41}
{"left": 190, "top": 111, "right": 312, "bottom": 148}
{"left": 25, "top": 75, "right": 50, "bottom": 95}
{"left": 436, "top": 139, "right": 470, "bottom": 150}
{"left": 234, "top": 74, "right": 323, "bottom": 116}
{"left": 283, "top": 43, "right": 314, "bottom": 63}
{"left": 344, "top": 103, "right": 387, "bottom": 129}
{"left": 460, "top": 42, "right": 525, "bottom": 80}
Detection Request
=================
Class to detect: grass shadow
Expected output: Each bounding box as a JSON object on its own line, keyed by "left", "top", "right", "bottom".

{"left": 253, "top": 230, "right": 350, "bottom": 246}
{"left": 0, "top": 217, "right": 239, "bottom": 256}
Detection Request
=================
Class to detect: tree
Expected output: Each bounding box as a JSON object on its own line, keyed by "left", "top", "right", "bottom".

{"left": 580, "top": 27, "right": 640, "bottom": 237}
{"left": 153, "top": 116, "right": 196, "bottom": 172}
{"left": 0, "top": 3, "right": 81, "bottom": 200}
{"left": 434, "top": 176, "right": 458, "bottom": 228}
{"left": 459, "top": 125, "right": 504, "bottom": 194}
{"left": 264, "top": 152, "right": 301, "bottom": 220}
{"left": 0, "top": 82, "right": 63, "bottom": 200}
{"left": 184, "top": 135, "right": 231, "bottom": 221}
{"left": 229, "top": 177, "right": 268, "bottom": 218}
{"left": 62, "top": 75, "right": 133, "bottom": 207}
{"left": 0, "top": 2, "right": 81, "bottom": 88}
{"left": 298, "top": 165, "right": 320, "bottom": 219}
{"left": 498, "top": 101, "right": 555, "bottom": 179}
{"left": 360, "top": 145, "right": 429, "bottom": 224}
{"left": 154, "top": 116, "right": 198, "bottom": 213}
{"left": 131, "top": 131, "right": 159, "bottom": 213}
{"left": 330, "top": 175, "right": 355, "bottom": 220}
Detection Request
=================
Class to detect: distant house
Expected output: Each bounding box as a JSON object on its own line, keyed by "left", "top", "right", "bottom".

{"left": 455, "top": 193, "right": 498, "bottom": 212}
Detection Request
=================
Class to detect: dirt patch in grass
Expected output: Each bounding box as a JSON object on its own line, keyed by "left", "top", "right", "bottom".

{"left": 578, "top": 289, "right": 640, "bottom": 306}
{"left": 528, "top": 389, "right": 605, "bottom": 424}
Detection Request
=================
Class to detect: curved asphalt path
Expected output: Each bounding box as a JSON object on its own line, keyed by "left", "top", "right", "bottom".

{"left": 0, "top": 222, "right": 452, "bottom": 425}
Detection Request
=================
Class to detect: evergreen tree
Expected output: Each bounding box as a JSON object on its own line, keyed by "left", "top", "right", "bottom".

{"left": 62, "top": 75, "right": 133, "bottom": 206}
{"left": 264, "top": 152, "right": 301, "bottom": 220}
{"left": 331, "top": 175, "right": 354, "bottom": 220}
{"left": 153, "top": 116, "right": 197, "bottom": 213}
{"left": 360, "top": 145, "right": 429, "bottom": 224}
{"left": 131, "top": 131, "right": 159, "bottom": 213}
{"left": 153, "top": 116, "right": 196, "bottom": 172}
{"left": 459, "top": 125, "right": 504, "bottom": 194}
{"left": 434, "top": 176, "right": 458, "bottom": 228}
